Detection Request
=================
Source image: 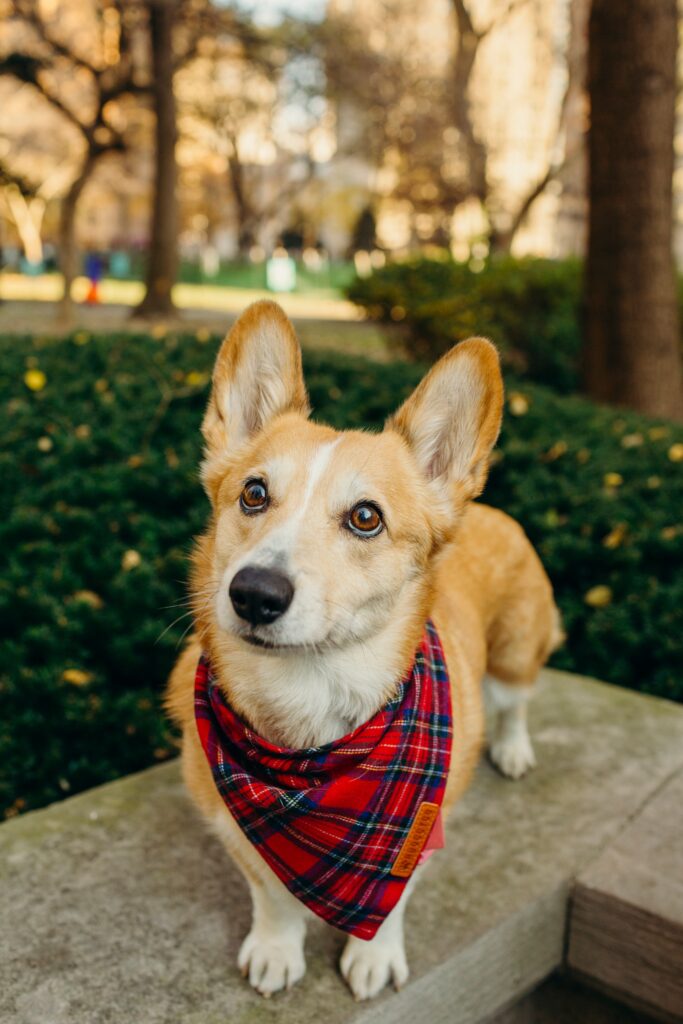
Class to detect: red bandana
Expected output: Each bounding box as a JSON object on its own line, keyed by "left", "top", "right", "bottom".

{"left": 194, "top": 621, "right": 452, "bottom": 939}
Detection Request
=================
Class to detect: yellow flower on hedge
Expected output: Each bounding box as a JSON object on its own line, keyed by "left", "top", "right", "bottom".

{"left": 668, "top": 443, "right": 683, "bottom": 463}
{"left": 127, "top": 454, "right": 144, "bottom": 468}
{"left": 661, "top": 525, "right": 679, "bottom": 541}
{"left": 621, "top": 433, "right": 643, "bottom": 449}
{"left": 24, "top": 369, "right": 47, "bottom": 392}
{"left": 648, "top": 426, "right": 669, "bottom": 441}
{"left": 584, "top": 585, "right": 613, "bottom": 608}
{"left": 603, "top": 523, "right": 627, "bottom": 549}
{"left": 72, "top": 590, "right": 104, "bottom": 609}
{"left": 62, "top": 668, "right": 93, "bottom": 687}
{"left": 75, "top": 424, "right": 91, "bottom": 440}
{"left": 165, "top": 447, "right": 179, "bottom": 468}
{"left": 37, "top": 436, "right": 53, "bottom": 452}
{"left": 603, "top": 472, "right": 623, "bottom": 488}
{"left": 94, "top": 379, "right": 108, "bottom": 394}
{"left": 508, "top": 392, "right": 529, "bottom": 416}
{"left": 151, "top": 323, "right": 167, "bottom": 339}
{"left": 73, "top": 331, "right": 90, "bottom": 346}
{"left": 544, "top": 440, "right": 567, "bottom": 461}
{"left": 195, "top": 327, "right": 210, "bottom": 343}
{"left": 121, "top": 549, "right": 142, "bottom": 571}
{"left": 647, "top": 475, "right": 662, "bottom": 489}
{"left": 185, "top": 370, "right": 209, "bottom": 387}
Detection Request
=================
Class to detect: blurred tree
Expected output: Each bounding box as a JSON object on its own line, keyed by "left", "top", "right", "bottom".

{"left": 136, "top": 0, "right": 263, "bottom": 313}
{"left": 349, "top": 206, "right": 377, "bottom": 254}
{"left": 135, "top": 0, "right": 179, "bottom": 317}
{"left": 0, "top": 160, "right": 44, "bottom": 266}
{"left": 584, "top": 0, "right": 683, "bottom": 421}
{"left": 178, "top": 26, "right": 319, "bottom": 259}
{"left": 0, "top": 0, "right": 148, "bottom": 319}
{"left": 320, "top": 0, "right": 575, "bottom": 253}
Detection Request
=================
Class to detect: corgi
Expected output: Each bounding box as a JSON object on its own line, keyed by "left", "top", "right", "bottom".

{"left": 166, "top": 300, "right": 561, "bottom": 1001}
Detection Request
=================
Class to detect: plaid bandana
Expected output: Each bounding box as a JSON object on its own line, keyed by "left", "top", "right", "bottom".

{"left": 194, "top": 621, "right": 452, "bottom": 940}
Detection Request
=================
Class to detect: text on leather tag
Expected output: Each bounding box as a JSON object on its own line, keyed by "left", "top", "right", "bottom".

{"left": 390, "top": 801, "right": 440, "bottom": 878}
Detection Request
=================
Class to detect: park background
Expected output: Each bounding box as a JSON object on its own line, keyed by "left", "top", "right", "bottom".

{"left": 0, "top": 0, "right": 682, "bottom": 822}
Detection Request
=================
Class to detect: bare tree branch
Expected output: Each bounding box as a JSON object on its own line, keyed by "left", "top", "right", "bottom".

{"left": 0, "top": 159, "right": 38, "bottom": 196}
{"left": 480, "top": 0, "right": 530, "bottom": 39}
{"left": 10, "top": 0, "right": 99, "bottom": 75}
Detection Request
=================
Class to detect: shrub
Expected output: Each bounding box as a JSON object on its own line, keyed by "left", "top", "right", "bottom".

{"left": 1, "top": 330, "right": 681, "bottom": 818}
{"left": 347, "top": 256, "right": 584, "bottom": 392}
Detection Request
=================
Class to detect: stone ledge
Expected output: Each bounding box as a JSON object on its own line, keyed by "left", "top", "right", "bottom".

{"left": 2, "top": 669, "right": 683, "bottom": 1024}
{"left": 568, "top": 769, "right": 683, "bottom": 1022}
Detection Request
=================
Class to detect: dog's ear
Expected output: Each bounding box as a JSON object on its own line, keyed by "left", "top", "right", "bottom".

{"left": 387, "top": 337, "right": 503, "bottom": 506}
{"left": 202, "top": 301, "right": 309, "bottom": 456}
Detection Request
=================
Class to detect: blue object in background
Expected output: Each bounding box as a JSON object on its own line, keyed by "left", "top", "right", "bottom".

{"left": 109, "top": 251, "right": 131, "bottom": 279}
{"left": 20, "top": 257, "right": 45, "bottom": 275}
{"left": 84, "top": 252, "right": 104, "bottom": 282}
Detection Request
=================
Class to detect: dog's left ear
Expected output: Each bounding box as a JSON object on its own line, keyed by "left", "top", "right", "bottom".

{"left": 202, "top": 300, "right": 309, "bottom": 457}
{"left": 387, "top": 337, "right": 503, "bottom": 506}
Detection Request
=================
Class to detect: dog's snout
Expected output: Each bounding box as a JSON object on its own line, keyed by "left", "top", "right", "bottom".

{"left": 229, "top": 566, "right": 294, "bottom": 626}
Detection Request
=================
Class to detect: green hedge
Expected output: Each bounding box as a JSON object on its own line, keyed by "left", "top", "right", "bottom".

{"left": 347, "top": 256, "right": 584, "bottom": 392}
{"left": 1, "top": 330, "right": 682, "bottom": 818}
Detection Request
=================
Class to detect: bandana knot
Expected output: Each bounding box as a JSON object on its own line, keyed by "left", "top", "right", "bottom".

{"left": 194, "top": 620, "right": 452, "bottom": 939}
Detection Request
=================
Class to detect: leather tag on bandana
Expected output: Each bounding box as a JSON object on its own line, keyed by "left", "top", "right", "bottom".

{"left": 390, "top": 802, "right": 440, "bottom": 878}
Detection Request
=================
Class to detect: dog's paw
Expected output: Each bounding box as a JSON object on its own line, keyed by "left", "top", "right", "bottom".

{"left": 237, "top": 928, "right": 306, "bottom": 996}
{"left": 340, "top": 935, "right": 409, "bottom": 1001}
{"left": 489, "top": 731, "right": 536, "bottom": 780}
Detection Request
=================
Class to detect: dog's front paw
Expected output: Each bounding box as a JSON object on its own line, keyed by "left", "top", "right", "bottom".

{"left": 238, "top": 927, "right": 306, "bottom": 996}
{"left": 340, "top": 935, "right": 409, "bottom": 1001}
{"left": 489, "top": 731, "right": 536, "bottom": 779}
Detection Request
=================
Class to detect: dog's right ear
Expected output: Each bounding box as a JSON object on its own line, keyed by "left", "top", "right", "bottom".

{"left": 201, "top": 300, "right": 309, "bottom": 459}
{"left": 387, "top": 336, "right": 503, "bottom": 512}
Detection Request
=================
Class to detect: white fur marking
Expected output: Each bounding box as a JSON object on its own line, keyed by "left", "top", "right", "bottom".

{"left": 247, "top": 437, "right": 341, "bottom": 565}
{"left": 485, "top": 675, "right": 537, "bottom": 780}
{"left": 298, "top": 437, "right": 342, "bottom": 518}
{"left": 340, "top": 868, "right": 418, "bottom": 999}
{"left": 212, "top": 811, "right": 309, "bottom": 995}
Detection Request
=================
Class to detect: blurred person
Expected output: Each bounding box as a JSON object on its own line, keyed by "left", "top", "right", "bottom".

{"left": 84, "top": 251, "right": 103, "bottom": 304}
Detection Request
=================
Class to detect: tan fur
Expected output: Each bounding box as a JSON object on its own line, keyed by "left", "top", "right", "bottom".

{"left": 165, "top": 300, "right": 560, "bottom": 999}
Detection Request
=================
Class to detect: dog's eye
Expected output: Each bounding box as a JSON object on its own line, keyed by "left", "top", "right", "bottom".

{"left": 347, "top": 502, "right": 383, "bottom": 537}
{"left": 240, "top": 479, "right": 268, "bottom": 514}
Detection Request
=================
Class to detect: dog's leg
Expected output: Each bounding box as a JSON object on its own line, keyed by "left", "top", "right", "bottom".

{"left": 340, "top": 869, "right": 420, "bottom": 1001}
{"left": 212, "top": 809, "right": 309, "bottom": 996}
{"left": 484, "top": 675, "right": 536, "bottom": 780}
{"left": 237, "top": 874, "right": 308, "bottom": 996}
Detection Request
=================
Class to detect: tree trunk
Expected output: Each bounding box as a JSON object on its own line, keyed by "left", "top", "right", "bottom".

{"left": 227, "top": 150, "right": 255, "bottom": 258}
{"left": 584, "top": 0, "right": 683, "bottom": 421}
{"left": 451, "top": 0, "right": 488, "bottom": 202}
{"left": 58, "top": 149, "right": 98, "bottom": 322}
{"left": 136, "top": 0, "right": 179, "bottom": 318}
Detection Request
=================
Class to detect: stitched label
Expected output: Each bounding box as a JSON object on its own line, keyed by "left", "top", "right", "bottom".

{"left": 390, "top": 802, "right": 440, "bottom": 878}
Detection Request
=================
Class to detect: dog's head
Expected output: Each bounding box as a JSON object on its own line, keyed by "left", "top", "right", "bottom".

{"left": 194, "top": 300, "right": 502, "bottom": 658}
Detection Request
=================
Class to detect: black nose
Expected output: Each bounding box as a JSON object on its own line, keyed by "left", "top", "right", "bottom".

{"left": 229, "top": 566, "right": 294, "bottom": 626}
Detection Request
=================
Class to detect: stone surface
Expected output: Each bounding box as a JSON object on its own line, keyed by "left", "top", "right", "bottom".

{"left": 568, "top": 769, "right": 683, "bottom": 1022}
{"left": 2, "top": 669, "right": 683, "bottom": 1024}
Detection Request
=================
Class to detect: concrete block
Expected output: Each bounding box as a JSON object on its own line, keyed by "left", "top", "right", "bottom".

{"left": 2, "top": 669, "right": 683, "bottom": 1024}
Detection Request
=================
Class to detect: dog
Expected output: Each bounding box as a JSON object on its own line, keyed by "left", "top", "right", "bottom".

{"left": 166, "top": 300, "right": 561, "bottom": 1001}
